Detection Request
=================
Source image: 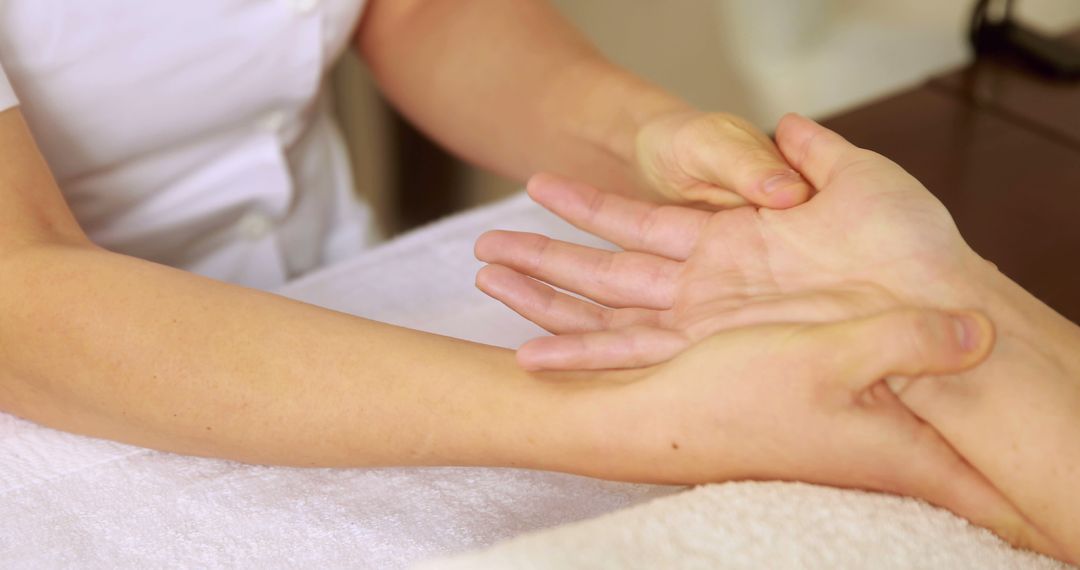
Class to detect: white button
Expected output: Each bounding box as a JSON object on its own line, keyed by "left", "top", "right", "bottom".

{"left": 237, "top": 212, "right": 272, "bottom": 240}
{"left": 257, "top": 110, "right": 287, "bottom": 133}
{"left": 288, "top": 0, "right": 317, "bottom": 14}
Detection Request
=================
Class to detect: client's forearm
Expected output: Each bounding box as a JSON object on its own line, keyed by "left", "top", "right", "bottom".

{"left": 895, "top": 260, "right": 1080, "bottom": 559}
{"left": 0, "top": 245, "right": 615, "bottom": 471}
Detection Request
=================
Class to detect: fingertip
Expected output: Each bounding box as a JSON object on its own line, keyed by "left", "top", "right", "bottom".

{"left": 476, "top": 264, "right": 535, "bottom": 304}
{"left": 772, "top": 114, "right": 865, "bottom": 190}
{"left": 829, "top": 307, "right": 995, "bottom": 392}
{"left": 773, "top": 113, "right": 835, "bottom": 160}
{"left": 526, "top": 172, "right": 574, "bottom": 203}
{"left": 774, "top": 113, "right": 808, "bottom": 146}
{"left": 890, "top": 308, "right": 995, "bottom": 377}
{"left": 474, "top": 231, "right": 493, "bottom": 260}
{"left": 758, "top": 170, "right": 813, "bottom": 208}
{"left": 473, "top": 230, "right": 507, "bottom": 262}
{"left": 526, "top": 172, "right": 556, "bottom": 194}
{"left": 949, "top": 310, "right": 996, "bottom": 366}
{"left": 474, "top": 263, "right": 500, "bottom": 292}
{"left": 777, "top": 180, "right": 814, "bottom": 208}
{"left": 775, "top": 112, "right": 816, "bottom": 136}
{"left": 517, "top": 338, "right": 558, "bottom": 371}
{"left": 779, "top": 112, "right": 810, "bottom": 127}
{"left": 516, "top": 354, "right": 545, "bottom": 372}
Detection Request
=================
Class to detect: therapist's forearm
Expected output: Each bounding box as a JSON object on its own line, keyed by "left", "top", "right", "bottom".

{"left": 356, "top": 0, "right": 691, "bottom": 196}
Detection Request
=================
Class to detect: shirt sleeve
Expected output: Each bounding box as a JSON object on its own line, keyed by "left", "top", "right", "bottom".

{"left": 0, "top": 62, "right": 19, "bottom": 112}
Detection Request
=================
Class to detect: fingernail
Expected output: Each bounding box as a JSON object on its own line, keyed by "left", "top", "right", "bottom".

{"left": 951, "top": 314, "right": 981, "bottom": 352}
{"left": 763, "top": 170, "right": 803, "bottom": 194}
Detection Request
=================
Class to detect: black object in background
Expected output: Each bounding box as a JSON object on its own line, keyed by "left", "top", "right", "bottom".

{"left": 970, "top": 0, "right": 1080, "bottom": 79}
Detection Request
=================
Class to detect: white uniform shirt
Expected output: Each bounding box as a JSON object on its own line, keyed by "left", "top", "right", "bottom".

{"left": 0, "top": 0, "right": 375, "bottom": 289}
{"left": 0, "top": 66, "right": 14, "bottom": 111}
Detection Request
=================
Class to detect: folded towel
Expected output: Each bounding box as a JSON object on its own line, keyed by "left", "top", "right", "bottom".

{"left": 419, "top": 481, "right": 1070, "bottom": 570}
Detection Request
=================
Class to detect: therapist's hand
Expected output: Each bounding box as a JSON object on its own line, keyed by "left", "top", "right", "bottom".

{"left": 475, "top": 114, "right": 983, "bottom": 370}
{"left": 633, "top": 110, "right": 812, "bottom": 209}
{"left": 583, "top": 307, "right": 1047, "bottom": 551}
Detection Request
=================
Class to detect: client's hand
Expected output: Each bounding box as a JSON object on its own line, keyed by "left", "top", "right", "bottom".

{"left": 479, "top": 115, "right": 1078, "bottom": 560}
{"left": 633, "top": 111, "right": 812, "bottom": 209}
{"left": 583, "top": 306, "right": 1046, "bottom": 550}
{"left": 476, "top": 114, "right": 978, "bottom": 370}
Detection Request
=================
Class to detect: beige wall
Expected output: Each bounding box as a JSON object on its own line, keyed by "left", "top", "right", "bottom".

{"left": 467, "top": 0, "right": 1080, "bottom": 205}
{"left": 335, "top": 0, "right": 1080, "bottom": 230}
{"left": 332, "top": 54, "right": 395, "bottom": 236}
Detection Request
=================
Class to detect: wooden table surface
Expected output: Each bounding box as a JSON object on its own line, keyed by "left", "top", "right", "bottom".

{"left": 824, "top": 30, "right": 1080, "bottom": 324}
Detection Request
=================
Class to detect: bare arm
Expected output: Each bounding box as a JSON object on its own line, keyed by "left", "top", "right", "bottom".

{"left": 469, "top": 116, "right": 1080, "bottom": 558}
{"left": 0, "top": 107, "right": 601, "bottom": 471}
{"left": 892, "top": 262, "right": 1080, "bottom": 559}
{"left": 0, "top": 110, "right": 1020, "bottom": 545}
{"left": 355, "top": 0, "right": 812, "bottom": 207}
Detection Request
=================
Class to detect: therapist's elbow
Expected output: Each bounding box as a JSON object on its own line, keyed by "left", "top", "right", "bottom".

{"left": 0, "top": 226, "right": 98, "bottom": 271}
{"left": 0, "top": 108, "right": 97, "bottom": 258}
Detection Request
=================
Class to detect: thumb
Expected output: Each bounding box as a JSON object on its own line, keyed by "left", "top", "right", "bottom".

{"left": 774, "top": 113, "right": 874, "bottom": 191}
{"left": 800, "top": 308, "right": 995, "bottom": 393}
{"left": 638, "top": 112, "right": 813, "bottom": 209}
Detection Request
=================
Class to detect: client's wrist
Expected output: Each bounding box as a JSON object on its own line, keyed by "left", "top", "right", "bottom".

{"left": 483, "top": 366, "right": 652, "bottom": 480}
{"left": 932, "top": 252, "right": 1079, "bottom": 364}
{"left": 889, "top": 252, "right": 1080, "bottom": 560}
{"left": 525, "top": 365, "right": 708, "bottom": 485}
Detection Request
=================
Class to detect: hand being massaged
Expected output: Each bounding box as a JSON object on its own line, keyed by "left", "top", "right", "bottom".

{"left": 475, "top": 113, "right": 981, "bottom": 371}
{"left": 475, "top": 114, "right": 1080, "bottom": 560}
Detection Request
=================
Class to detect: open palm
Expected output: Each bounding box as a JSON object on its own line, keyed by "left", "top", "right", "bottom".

{"left": 475, "top": 114, "right": 980, "bottom": 370}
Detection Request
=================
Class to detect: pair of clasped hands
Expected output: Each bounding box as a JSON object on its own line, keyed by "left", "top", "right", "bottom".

{"left": 473, "top": 113, "right": 1076, "bottom": 560}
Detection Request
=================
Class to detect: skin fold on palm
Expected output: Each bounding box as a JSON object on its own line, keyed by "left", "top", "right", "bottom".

{"left": 474, "top": 114, "right": 1068, "bottom": 557}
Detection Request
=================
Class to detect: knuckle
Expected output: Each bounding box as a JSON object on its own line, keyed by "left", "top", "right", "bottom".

{"left": 584, "top": 187, "right": 607, "bottom": 220}
{"left": 679, "top": 113, "right": 756, "bottom": 149}
{"left": 636, "top": 206, "right": 661, "bottom": 241}
{"left": 897, "top": 310, "right": 949, "bottom": 362}
{"left": 594, "top": 251, "right": 617, "bottom": 280}
{"left": 524, "top": 233, "right": 553, "bottom": 270}
{"left": 703, "top": 113, "right": 757, "bottom": 135}
{"left": 705, "top": 118, "right": 777, "bottom": 171}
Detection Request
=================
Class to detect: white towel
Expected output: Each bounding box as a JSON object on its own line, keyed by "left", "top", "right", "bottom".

{"left": 419, "top": 481, "right": 1070, "bottom": 570}
{"left": 0, "top": 194, "right": 1066, "bottom": 568}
